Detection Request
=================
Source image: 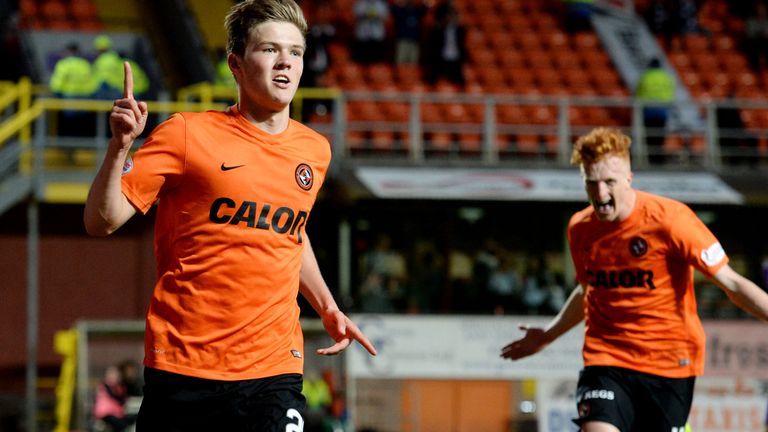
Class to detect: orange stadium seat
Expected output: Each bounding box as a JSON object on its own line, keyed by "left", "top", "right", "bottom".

{"left": 527, "top": 105, "right": 556, "bottom": 125}
{"left": 529, "top": 12, "right": 558, "bottom": 31}
{"left": 682, "top": 34, "right": 710, "bottom": 53}
{"left": 497, "top": 105, "right": 526, "bottom": 125}
{"left": 506, "top": 15, "right": 532, "bottom": 33}
{"left": 498, "top": 50, "right": 525, "bottom": 69}
{"left": 536, "top": 70, "right": 564, "bottom": 95}
{"left": 515, "top": 134, "right": 541, "bottom": 155}
{"left": 476, "top": 68, "right": 507, "bottom": 90}
{"left": 370, "top": 130, "right": 397, "bottom": 152}
{"left": 426, "top": 132, "right": 453, "bottom": 153}
{"left": 580, "top": 49, "right": 612, "bottom": 69}
{"left": 457, "top": 132, "right": 483, "bottom": 154}
{"left": 346, "top": 131, "right": 368, "bottom": 154}
{"left": 366, "top": 63, "right": 395, "bottom": 88}
{"left": 468, "top": 47, "right": 495, "bottom": 66}
{"left": 381, "top": 101, "right": 410, "bottom": 123}
{"left": 347, "top": 101, "right": 384, "bottom": 122}
{"left": 689, "top": 53, "right": 720, "bottom": 73}
{"left": 553, "top": 51, "right": 581, "bottom": 70}
{"left": 515, "top": 32, "right": 542, "bottom": 51}
{"left": 421, "top": 103, "right": 444, "bottom": 124}
{"left": 487, "top": 31, "right": 514, "bottom": 50}
{"left": 574, "top": 33, "right": 600, "bottom": 50}
{"left": 524, "top": 51, "right": 552, "bottom": 70}
{"left": 720, "top": 52, "right": 749, "bottom": 74}
{"left": 69, "top": 0, "right": 99, "bottom": 22}
{"left": 544, "top": 30, "right": 570, "bottom": 51}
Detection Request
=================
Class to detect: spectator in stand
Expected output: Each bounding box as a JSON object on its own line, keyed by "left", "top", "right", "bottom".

{"left": 301, "top": 6, "right": 335, "bottom": 87}
{"left": 561, "top": 0, "right": 595, "bottom": 33}
{"left": 352, "top": 0, "right": 390, "bottom": 64}
{"left": 92, "top": 34, "right": 124, "bottom": 100}
{"left": 744, "top": 1, "right": 768, "bottom": 72}
{"left": 358, "top": 272, "right": 397, "bottom": 313}
{"left": 424, "top": 4, "right": 466, "bottom": 86}
{"left": 117, "top": 359, "right": 143, "bottom": 397}
{"left": 644, "top": 0, "right": 675, "bottom": 49}
{"left": 49, "top": 42, "right": 98, "bottom": 137}
{"left": 676, "top": 0, "right": 703, "bottom": 36}
{"left": 303, "top": 370, "right": 333, "bottom": 432}
{"left": 405, "top": 242, "right": 445, "bottom": 313}
{"left": 300, "top": 5, "right": 336, "bottom": 121}
{"left": 93, "top": 364, "right": 137, "bottom": 432}
{"left": 390, "top": 0, "right": 428, "bottom": 65}
{"left": 635, "top": 57, "right": 675, "bottom": 164}
{"left": 487, "top": 252, "right": 523, "bottom": 315}
{"left": 521, "top": 255, "right": 559, "bottom": 315}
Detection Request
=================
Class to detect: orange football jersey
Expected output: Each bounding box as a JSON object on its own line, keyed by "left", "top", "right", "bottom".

{"left": 568, "top": 191, "right": 728, "bottom": 378}
{"left": 121, "top": 106, "right": 331, "bottom": 380}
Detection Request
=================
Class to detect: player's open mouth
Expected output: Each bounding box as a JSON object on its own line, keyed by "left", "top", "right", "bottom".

{"left": 274, "top": 75, "right": 290, "bottom": 85}
{"left": 595, "top": 198, "right": 613, "bottom": 214}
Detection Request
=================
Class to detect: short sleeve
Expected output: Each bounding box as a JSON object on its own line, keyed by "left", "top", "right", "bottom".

{"left": 121, "top": 114, "right": 186, "bottom": 214}
{"left": 668, "top": 204, "right": 728, "bottom": 278}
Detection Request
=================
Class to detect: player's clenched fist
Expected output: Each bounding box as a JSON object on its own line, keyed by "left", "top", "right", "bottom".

{"left": 110, "top": 61, "right": 148, "bottom": 149}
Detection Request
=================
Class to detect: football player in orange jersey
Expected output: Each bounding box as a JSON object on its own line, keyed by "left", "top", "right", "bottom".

{"left": 500, "top": 127, "right": 768, "bottom": 432}
{"left": 84, "top": 1, "right": 376, "bottom": 430}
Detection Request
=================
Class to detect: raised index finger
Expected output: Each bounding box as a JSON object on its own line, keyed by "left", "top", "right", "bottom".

{"left": 123, "top": 61, "right": 134, "bottom": 99}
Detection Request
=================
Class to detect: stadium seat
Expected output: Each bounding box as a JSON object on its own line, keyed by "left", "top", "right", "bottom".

{"left": 426, "top": 132, "right": 453, "bottom": 153}
{"left": 497, "top": 105, "right": 527, "bottom": 125}
{"left": 514, "top": 134, "right": 541, "bottom": 155}
{"left": 366, "top": 63, "right": 395, "bottom": 89}
{"left": 69, "top": 0, "right": 99, "bottom": 22}
{"left": 347, "top": 101, "right": 384, "bottom": 122}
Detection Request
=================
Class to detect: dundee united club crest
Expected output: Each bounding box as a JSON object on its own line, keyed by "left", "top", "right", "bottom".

{"left": 295, "top": 163, "right": 313, "bottom": 191}
{"left": 629, "top": 236, "right": 648, "bottom": 257}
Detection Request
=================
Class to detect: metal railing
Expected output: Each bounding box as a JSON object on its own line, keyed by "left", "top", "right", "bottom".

{"left": 2, "top": 78, "right": 767, "bottom": 204}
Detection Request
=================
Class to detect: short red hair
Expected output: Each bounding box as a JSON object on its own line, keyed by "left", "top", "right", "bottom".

{"left": 570, "top": 127, "right": 632, "bottom": 166}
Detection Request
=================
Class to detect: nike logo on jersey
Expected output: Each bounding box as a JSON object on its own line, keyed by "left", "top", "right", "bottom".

{"left": 221, "top": 163, "right": 245, "bottom": 171}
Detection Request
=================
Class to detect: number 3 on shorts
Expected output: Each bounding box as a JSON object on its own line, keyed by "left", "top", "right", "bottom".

{"left": 285, "top": 408, "right": 304, "bottom": 432}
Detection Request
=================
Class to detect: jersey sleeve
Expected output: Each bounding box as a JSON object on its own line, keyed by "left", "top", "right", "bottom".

{"left": 121, "top": 114, "right": 186, "bottom": 214}
{"left": 667, "top": 203, "right": 729, "bottom": 278}
{"left": 567, "top": 213, "right": 588, "bottom": 285}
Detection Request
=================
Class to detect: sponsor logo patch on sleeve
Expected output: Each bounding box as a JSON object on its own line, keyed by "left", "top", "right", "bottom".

{"left": 701, "top": 242, "right": 725, "bottom": 266}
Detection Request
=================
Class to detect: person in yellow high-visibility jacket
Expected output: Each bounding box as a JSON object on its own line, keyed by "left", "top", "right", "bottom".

{"left": 93, "top": 34, "right": 125, "bottom": 99}
{"left": 49, "top": 42, "right": 99, "bottom": 138}
{"left": 635, "top": 57, "right": 676, "bottom": 164}
{"left": 49, "top": 43, "right": 98, "bottom": 97}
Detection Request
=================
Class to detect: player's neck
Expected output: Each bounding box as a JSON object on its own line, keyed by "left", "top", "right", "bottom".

{"left": 236, "top": 101, "right": 290, "bottom": 134}
{"left": 617, "top": 188, "right": 638, "bottom": 222}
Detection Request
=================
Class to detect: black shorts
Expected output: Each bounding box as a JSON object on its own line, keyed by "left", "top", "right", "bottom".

{"left": 136, "top": 367, "right": 306, "bottom": 432}
{"left": 573, "top": 366, "right": 695, "bottom": 432}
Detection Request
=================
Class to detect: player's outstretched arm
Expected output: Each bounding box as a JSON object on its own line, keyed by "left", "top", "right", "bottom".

{"left": 501, "top": 284, "right": 585, "bottom": 360}
{"left": 84, "top": 62, "right": 148, "bottom": 236}
{"left": 712, "top": 264, "right": 768, "bottom": 321}
{"left": 299, "top": 235, "right": 377, "bottom": 356}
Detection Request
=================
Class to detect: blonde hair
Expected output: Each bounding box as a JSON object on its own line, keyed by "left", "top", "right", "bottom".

{"left": 225, "top": 0, "right": 308, "bottom": 57}
{"left": 570, "top": 127, "right": 632, "bottom": 166}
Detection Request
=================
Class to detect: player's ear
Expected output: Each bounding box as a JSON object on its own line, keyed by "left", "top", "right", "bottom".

{"left": 227, "top": 53, "right": 241, "bottom": 80}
